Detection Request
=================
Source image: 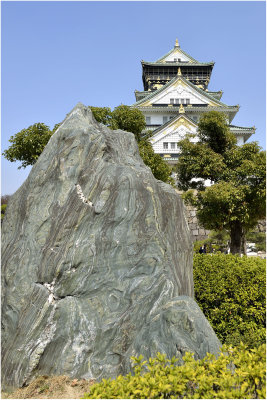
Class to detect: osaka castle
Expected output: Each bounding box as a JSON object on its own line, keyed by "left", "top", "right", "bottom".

{"left": 131, "top": 39, "right": 255, "bottom": 164}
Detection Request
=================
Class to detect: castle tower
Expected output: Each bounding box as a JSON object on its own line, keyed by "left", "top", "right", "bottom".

{"left": 132, "top": 39, "right": 255, "bottom": 164}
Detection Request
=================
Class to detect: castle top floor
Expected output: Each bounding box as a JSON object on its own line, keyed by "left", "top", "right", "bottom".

{"left": 141, "top": 39, "right": 214, "bottom": 91}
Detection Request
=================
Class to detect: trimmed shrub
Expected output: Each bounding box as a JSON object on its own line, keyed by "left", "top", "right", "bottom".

{"left": 193, "top": 254, "right": 266, "bottom": 348}
{"left": 83, "top": 344, "right": 266, "bottom": 399}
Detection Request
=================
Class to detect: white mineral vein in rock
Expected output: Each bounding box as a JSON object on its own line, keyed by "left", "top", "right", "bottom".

{"left": 1, "top": 103, "right": 221, "bottom": 391}
{"left": 76, "top": 184, "right": 93, "bottom": 207}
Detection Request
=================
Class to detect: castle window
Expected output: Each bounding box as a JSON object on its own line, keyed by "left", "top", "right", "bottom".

{"left": 171, "top": 142, "right": 176, "bottom": 149}
{"left": 186, "top": 99, "right": 190, "bottom": 104}
{"left": 170, "top": 98, "right": 174, "bottom": 104}
{"left": 163, "top": 116, "right": 168, "bottom": 124}
{"left": 175, "top": 99, "right": 179, "bottom": 104}
{"left": 163, "top": 142, "right": 168, "bottom": 149}
{"left": 146, "top": 116, "right": 151, "bottom": 124}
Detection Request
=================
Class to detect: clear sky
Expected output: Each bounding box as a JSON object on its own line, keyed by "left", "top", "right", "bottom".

{"left": 1, "top": 1, "right": 266, "bottom": 195}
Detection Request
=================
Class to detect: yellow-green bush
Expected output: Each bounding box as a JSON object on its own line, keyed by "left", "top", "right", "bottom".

{"left": 193, "top": 254, "right": 266, "bottom": 348}
{"left": 83, "top": 343, "right": 266, "bottom": 399}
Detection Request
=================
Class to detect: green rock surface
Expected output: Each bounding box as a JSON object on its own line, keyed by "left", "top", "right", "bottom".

{"left": 1, "top": 104, "right": 221, "bottom": 391}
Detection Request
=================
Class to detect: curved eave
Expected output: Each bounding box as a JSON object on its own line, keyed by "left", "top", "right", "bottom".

{"left": 229, "top": 124, "right": 255, "bottom": 131}
{"left": 154, "top": 46, "right": 199, "bottom": 63}
{"left": 206, "top": 91, "right": 223, "bottom": 100}
{"left": 229, "top": 125, "right": 255, "bottom": 137}
{"left": 136, "top": 89, "right": 223, "bottom": 101}
{"left": 135, "top": 106, "right": 239, "bottom": 113}
{"left": 132, "top": 74, "right": 233, "bottom": 108}
{"left": 141, "top": 61, "right": 215, "bottom": 67}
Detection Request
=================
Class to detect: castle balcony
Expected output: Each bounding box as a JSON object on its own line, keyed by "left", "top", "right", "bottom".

{"left": 145, "top": 74, "right": 209, "bottom": 81}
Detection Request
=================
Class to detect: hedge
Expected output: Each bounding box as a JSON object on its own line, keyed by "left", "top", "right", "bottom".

{"left": 193, "top": 253, "right": 266, "bottom": 348}
{"left": 84, "top": 344, "right": 266, "bottom": 399}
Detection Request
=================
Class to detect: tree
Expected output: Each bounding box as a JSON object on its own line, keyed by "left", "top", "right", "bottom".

{"left": 176, "top": 111, "right": 266, "bottom": 255}
{"left": 89, "top": 106, "right": 113, "bottom": 127}
{"left": 3, "top": 123, "right": 54, "bottom": 169}
{"left": 3, "top": 106, "right": 173, "bottom": 185}
{"left": 138, "top": 139, "right": 174, "bottom": 185}
{"left": 111, "top": 105, "right": 146, "bottom": 141}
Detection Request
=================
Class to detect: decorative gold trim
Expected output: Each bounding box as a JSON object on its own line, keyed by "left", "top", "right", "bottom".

{"left": 179, "top": 104, "right": 185, "bottom": 113}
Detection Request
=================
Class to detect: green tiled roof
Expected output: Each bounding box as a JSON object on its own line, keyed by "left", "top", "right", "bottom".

{"left": 155, "top": 45, "right": 199, "bottom": 63}
{"left": 131, "top": 74, "right": 235, "bottom": 109}
{"left": 229, "top": 124, "right": 255, "bottom": 131}
{"left": 142, "top": 61, "right": 214, "bottom": 67}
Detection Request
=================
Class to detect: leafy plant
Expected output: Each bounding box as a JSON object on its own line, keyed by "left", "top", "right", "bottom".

{"left": 3, "top": 106, "right": 173, "bottom": 185}
{"left": 2, "top": 123, "right": 54, "bottom": 169}
{"left": 176, "top": 111, "right": 266, "bottom": 255}
{"left": 193, "top": 254, "right": 266, "bottom": 348}
{"left": 111, "top": 105, "right": 146, "bottom": 141}
{"left": 246, "top": 230, "right": 266, "bottom": 252}
{"left": 84, "top": 344, "right": 266, "bottom": 399}
{"left": 1, "top": 204, "right": 7, "bottom": 221}
{"left": 138, "top": 139, "right": 174, "bottom": 186}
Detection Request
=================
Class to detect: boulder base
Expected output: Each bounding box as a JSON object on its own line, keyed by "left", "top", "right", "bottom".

{"left": 1, "top": 104, "right": 221, "bottom": 390}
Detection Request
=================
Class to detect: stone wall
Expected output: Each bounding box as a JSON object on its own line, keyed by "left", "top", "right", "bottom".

{"left": 184, "top": 205, "right": 210, "bottom": 242}
{"left": 184, "top": 205, "right": 266, "bottom": 243}
{"left": 257, "top": 219, "right": 266, "bottom": 233}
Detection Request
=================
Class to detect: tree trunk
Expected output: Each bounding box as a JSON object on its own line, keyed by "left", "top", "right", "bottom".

{"left": 230, "top": 221, "right": 247, "bottom": 255}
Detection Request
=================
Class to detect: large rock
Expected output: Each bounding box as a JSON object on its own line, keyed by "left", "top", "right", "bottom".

{"left": 1, "top": 104, "right": 221, "bottom": 390}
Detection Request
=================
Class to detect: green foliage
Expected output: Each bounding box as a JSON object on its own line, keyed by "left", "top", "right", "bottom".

{"left": 197, "top": 111, "right": 237, "bottom": 154}
{"left": 90, "top": 105, "right": 146, "bottom": 139}
{"left": 246, "top": 230, "right": 266, "bottom": 252}
{"left": 89, "top": 106, "right": 113, "bottom": 126}
{"left": 52, "top": 122, "right": 62, "bottom": 133}
{"left": 176, "top": 111, "right": 266, "bottom": 254}
{"left": 1, "top": 204, "right": 7, "bottom": 220}
{"left": 138, "top": 139, "right": 174, "bottom": 185}
{"left": 84, "top": 344, "right": 266, "bottom": 399}
{"left": 1, "top": 195, "right": 11, "bottom": 222}
{"left": 196, "top": 181, "right": 254, "bottom": 230}
{"left": 177, "top": 138, "right": 226, "bottom": 191}
{"left": 2, "top": 123, "right": 54, "bottom": 169}
{"left": 111, "top": 105, "right": 146, "bottom": 141}
{"left": 2, "top": 106, "right": 170, "bottom": 186}
{"left": 193, "top": 229, "right": 230, "bottom": 254}
{"left": 193, "top": 254, "right": 266, "bottom": 348}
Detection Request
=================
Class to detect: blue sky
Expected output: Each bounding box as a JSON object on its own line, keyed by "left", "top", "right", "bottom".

{"left": 2, "top": 1, "right": 266, "bottom": 195}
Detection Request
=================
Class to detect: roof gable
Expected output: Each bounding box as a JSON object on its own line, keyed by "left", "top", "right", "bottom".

{"left": 133, "top": 73, "right": 228, "bottom": 108}
{"left": 150, "top": 114, "right": 198, "bottom": 145}
{"left": 156, "top": 39, "right": 198, "bottom": 64}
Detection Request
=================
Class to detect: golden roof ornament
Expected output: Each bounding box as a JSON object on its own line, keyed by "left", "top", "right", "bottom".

{"left": 175, "top": 38, "right": 179, "bottom": 47}
{"left": 179, "top": 104, "right": 185, "bottom": 114}
{"left": 177, "top": 67, "right": 182, "bottom": 76}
